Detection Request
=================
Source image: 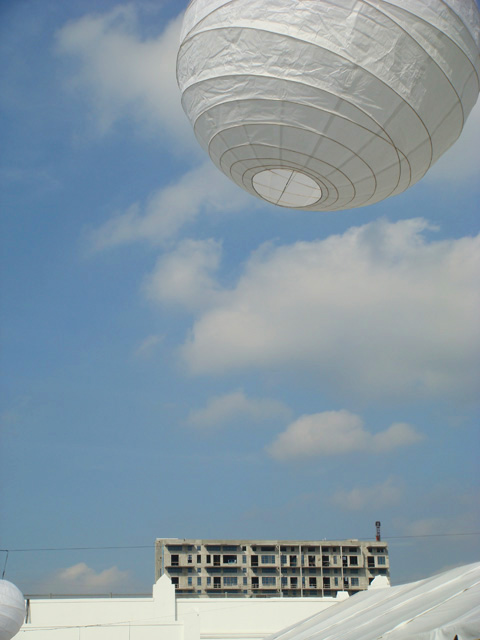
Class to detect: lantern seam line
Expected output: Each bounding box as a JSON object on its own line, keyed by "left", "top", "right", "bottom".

{"left": 238, "top": 158, "right": 341, "bottom": 207}
{"left": 242, "top": 162, "right": 333, "bottom": 209}
{"left": 204, "top": 117, "right": 406, "bottom": 202}
{"left": 178, "top": 26, "right": 436, "bottom": 170}
{"left": 179, "top": 0, "right": 480, "bottom": 75}
{"left": 187, "top": 86, "right": 415, "bottom": 190}
{"left": 223, "top": 141, "right": 362, "bottom": 208}
{"left": 363, "top": 0, "right": 480, "bottom": 83}
{"left": 363, "top": 0, "right": 475, "bottom": 131}
{"left": 245, "top": 167, "right": 333, "bottom": 208}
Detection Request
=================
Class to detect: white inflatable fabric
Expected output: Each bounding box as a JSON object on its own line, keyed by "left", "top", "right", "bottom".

{"left": 177, "top": 0, "right": 480, "bottom": 210}
{"left": 0, "top": 580, "right": 25, "bottom": 640}
{"left": 266, "top": 562, "right": 480, "bottom": 640}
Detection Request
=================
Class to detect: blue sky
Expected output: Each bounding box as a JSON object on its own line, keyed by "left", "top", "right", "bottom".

{"left": 0, "top": 0, "right": 479, "bottom": 595}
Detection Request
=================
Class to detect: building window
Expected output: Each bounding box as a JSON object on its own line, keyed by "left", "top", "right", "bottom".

{"left": 197, "top": 555, "right": 201, "bottom": 563}
{"left": 243, "top": 577, "right": 247, "bottom": 586}
{"left": 242, "top": 556, "right": 247, "bottom": 564}
{"left": 207, "top": 577, "right": 211, "bottom": 585}
{"left": 188, "top": 577, "right": 192, "bottom": 586}
{"left": 262, "top": 577, "right": 276, "bottom": 586}
{"left": 206, "top": 555, "right": 211, "bottom": 563}
{"left": 188, "top": 555, "right": 192, "bottom": 564}
{"left": 223, "top": 555, "right": 237, "bottom": 564}
{"left": 351, "top": 578, "right": 359, "bottom": 586}
{"left": 334, "top": 577, "right": 338, "bottom": 586}
{"left": 197, "top": 578, "right": 201, "bottom": 586}
{"left": 261, "top": 555, "right": 276, "bottom": 564}
{"left": 378, "top": 556, "right": 386, "bottom": 565}
{"left": 224, "top": 577, "right": 237, "bottom": 586}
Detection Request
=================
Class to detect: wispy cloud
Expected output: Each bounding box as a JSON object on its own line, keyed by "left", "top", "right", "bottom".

{"left": 40, "top": 563, "right": 129, "bottom": 594}
{"left": 55, "top": 5, "right": 190, "bottom": 144}
{"left": 178, "top": 219, "right": 480, "bottom": 402}
{"left": 267, "top": 410, "right": 423, "bottom": 460}
{"left": 332, "top": 477, "right": 404, "bottom": 511}
{"left": 187, "top": 390, "right": 291, "bottom": 430}
{"left": 134, "top": 334, "right": 163, "bottom": 359}
{"left": 88, "top": 162, "right": 252, "bottom": 250}
{"left": 144, "top": 238, "right": 222, "bottom": 310}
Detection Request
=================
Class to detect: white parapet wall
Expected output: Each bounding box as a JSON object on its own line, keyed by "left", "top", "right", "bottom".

{"left": 18, "top": 575, "right": 343, "bottom": 640}
{"left": 177, "top": 594, "right": 344, "bottom": 640}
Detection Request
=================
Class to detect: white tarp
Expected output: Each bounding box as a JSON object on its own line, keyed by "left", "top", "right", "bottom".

{"left": 266, "top": 562, "right": 480, "bottom": 640}
{"left": 177, "top": 0, "right": 480, "bottom": 210}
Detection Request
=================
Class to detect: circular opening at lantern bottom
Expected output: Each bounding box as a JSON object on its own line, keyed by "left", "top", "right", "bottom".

{"left": 252, "top": 168, "right": 322, "bottom": 208}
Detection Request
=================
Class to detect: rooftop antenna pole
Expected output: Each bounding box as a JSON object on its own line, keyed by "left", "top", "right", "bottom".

{"left": 375, "top": 521, "right": 381, "bottom": 542}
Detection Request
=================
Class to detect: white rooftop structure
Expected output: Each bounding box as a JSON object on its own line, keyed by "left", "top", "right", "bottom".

{"left": 267, "top": 562, "right": 480, "bottom": 640}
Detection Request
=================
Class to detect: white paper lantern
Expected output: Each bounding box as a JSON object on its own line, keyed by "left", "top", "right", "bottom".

{"left": 0, "top": 581, "right": 25, "bottom": 640}
{"left": 177, "top": 0, "right": 480, "bottom": 210}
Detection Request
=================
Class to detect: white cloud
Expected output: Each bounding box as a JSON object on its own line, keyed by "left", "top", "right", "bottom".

{"left": 372, "top": 422, "right": 423, "bottom": 453}
{"left": 89, "top": 162, "right": 252, "bottom": 250}
{"left": 42, "top": 563, "right": 129, "bottom": 594}
{"left": 332, "top": 477, "right": 404, "bottom": 511}
{"left": 266, "top": 410, "right": 422, "bottom": 460}
{"left": 55, "top": 5, "right": 191, "bottom": 145}
{"left": 180, "top": 219, "right": 480, "bottom": 402}
{"left": 187, "top": 390, "right": 291, "bottom": 430}
{"left": 144, "top": 238, "right": 222, "bottom": 310}
{"left": 426, "top": 101, "right": 480, "bottom": 184}
{"left": 134, "top": 333, "right": 163, "bottom": 359}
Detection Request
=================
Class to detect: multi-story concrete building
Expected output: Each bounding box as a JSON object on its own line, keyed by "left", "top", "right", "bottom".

{"left": 155, "top": 539, "right": 389, "bottom": 597}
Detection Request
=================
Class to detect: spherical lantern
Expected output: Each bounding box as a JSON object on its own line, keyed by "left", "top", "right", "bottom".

{"left": 0, "top": 580, "right": 25, "bottom": 640}
{"left": 177, "top": 0, "right": 480, "bottom": 210}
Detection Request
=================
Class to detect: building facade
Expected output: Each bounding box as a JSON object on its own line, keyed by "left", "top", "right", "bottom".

{"left": 155, "top": 539, "right": 389, "bottom": 597}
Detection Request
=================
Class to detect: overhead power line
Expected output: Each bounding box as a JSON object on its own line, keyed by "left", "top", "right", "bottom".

{"left": 1, "top": 532, "right": 479, "bottom": 554}
{"left": 0, "top": 545, "right": 153, "bottom": 553}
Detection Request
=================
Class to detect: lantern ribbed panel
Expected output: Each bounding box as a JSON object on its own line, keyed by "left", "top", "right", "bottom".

{"left": 0, "top": 581, "right": 25, "bottom": 640}
{"left": 177, "top": 0, "right": 480, "bottom": 210}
